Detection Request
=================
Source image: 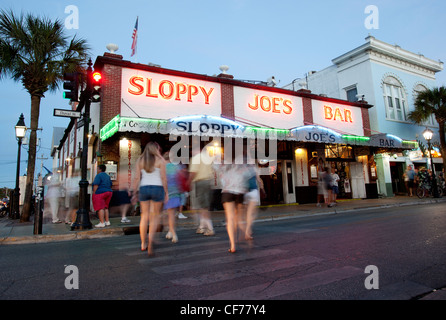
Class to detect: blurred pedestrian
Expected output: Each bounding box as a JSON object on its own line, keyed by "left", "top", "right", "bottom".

{"left": 132, "top": 142, "right": 168, "bottom": 256}
{"left": 65, "top": 170, "right": 80, "bottom": 225}
{"left": 316, "top": 166, "right": 326, "bottom": 207}
{"left": 215, "top": 153, "right": 251, "bottom": 253}
{"left": 92, "top": 164, "right": 113, "bottom": 228}
{"left": 176, "top": 165, "right": 190, "bottom": 219}
{"left": 111, "top": 172, "right": 133, "bottom": 223}
{"left": 322, "top": 167, "right": 333, "bottom": 206}
{"left": 405, "top": 165, "right": 415, "bottom": 196}
{"left": 243, "top": 163, "right": 264, "bottom": 241}
{"left": 330, "top": 167, "right": 340, "bottom": 205}
{"left": 46, "top": 172, "right": 62, "bottom": 223}
{"left": 163, "top": 151, "right": 182, "bottom": 243}
{"left": 189, "top": 144, "right": 215, "bottom": 236}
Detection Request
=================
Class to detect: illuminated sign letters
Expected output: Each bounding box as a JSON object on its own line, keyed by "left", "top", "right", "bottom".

{"left": 324, "top": 105, "right": 353, "bottom": 123}
{"left": 248, "top": 94, "right": 292, "bottom": 114}
{"left": 127, "top": 76, "right": 215, "bottom": 104}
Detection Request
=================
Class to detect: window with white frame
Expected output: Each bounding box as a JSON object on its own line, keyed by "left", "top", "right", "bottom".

{"left": 382, "top": 76, "right": 407, "bottom": 121}
{"left": 413, "top": 84, "right": 437, "bottom": 126}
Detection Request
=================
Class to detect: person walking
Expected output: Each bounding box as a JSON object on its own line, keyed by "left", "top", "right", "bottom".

{"left": 243, "top": 163, "right": 263, "bottom": 241}
{"left": 132, "top": 142, "right": 168, "bottom": 256}
{"left": 330, "top": 167, "right": 340, "bottom": 206}
{"left": 65, "top": 170, "right": 80, "bottom": 225}
{"left": 46, "top": 172, "right": 63, "bottom": 223}
{"left": 189, "top": 144, "right": 215, "bottom": 236}
{"left": 405, "top": 165, "right": 416, "bottom": 196}
{"left": 216, "top": 153, "right": 251, "bottom": 253}
{"left": 163, "top": 151, "right": 182, "bottom": 243}
{"left": 92, "top": 164, "right": 113, "bottom": 228}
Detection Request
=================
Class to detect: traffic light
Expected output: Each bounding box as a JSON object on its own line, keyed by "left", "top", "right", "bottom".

{"left": 91, "top": 71, "right": 102, "bottom": 102}
{"left": 63, "top": 72, "right": 79, "bottom": 102}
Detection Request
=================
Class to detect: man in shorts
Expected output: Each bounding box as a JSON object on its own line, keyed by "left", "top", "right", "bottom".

{"left": 189, "top": 145, "right": 215, "bottom": 236}
{"left": 92, "top": 164, "right": 113, "bottom": 228}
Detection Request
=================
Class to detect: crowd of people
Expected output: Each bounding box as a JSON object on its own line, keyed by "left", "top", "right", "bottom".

{"left": 316, "top": 166, "right": 340, "bottom": 208}
{"left": 46, "top": 140, "right": 445, "bottom": 258}
{"left": 403, "top": 164, "right": 445, "bottom": 196}
{"left": 128, "top": 141, "right": 265, "bottom": 257}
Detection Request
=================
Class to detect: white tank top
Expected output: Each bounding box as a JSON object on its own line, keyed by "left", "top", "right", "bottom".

{"left": 140, "top": 167, "right": 162, "bottom": 186}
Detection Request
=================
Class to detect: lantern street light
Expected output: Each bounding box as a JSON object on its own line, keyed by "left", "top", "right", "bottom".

{"left": 422, "top": 128, "right": 440, "bottom": 198}
{"left": 12, "top": 113, "right": 27, "bottom": 219}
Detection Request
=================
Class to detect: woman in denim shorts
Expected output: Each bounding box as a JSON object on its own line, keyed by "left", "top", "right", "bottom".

{"left": 131, "top": 142, "right": 168, "bottom": 256}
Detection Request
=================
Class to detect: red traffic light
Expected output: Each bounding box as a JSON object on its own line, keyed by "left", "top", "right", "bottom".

{"left": 92, "top": 71, "right": 102, "bottom": 82}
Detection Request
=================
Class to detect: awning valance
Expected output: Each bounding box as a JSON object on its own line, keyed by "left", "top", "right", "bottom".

{"left": 99, "top": 115, "right": 417, "bottom": 150}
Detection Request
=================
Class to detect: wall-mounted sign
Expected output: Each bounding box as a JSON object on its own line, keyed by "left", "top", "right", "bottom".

{"left": 121, "top": 68, "right": 222, "bottom": 119}
{"left": 312, "top": 100, "right": 364, "bottom": 136}
{"left": 369, "top": 133, "right": 403, "bottom": 148}
{"left": 170, "top": 115, "right": 244, "bottom": 137}
{"left": 233, "top": 87, "right": 304, "bottom": 129}
{"left": 290, "top": 125, "right": 343, "bottom": 144}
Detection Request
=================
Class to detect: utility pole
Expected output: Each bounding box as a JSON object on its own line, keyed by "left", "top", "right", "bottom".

{"left": 71, "top": 59, "right": 93, "bottom": 230}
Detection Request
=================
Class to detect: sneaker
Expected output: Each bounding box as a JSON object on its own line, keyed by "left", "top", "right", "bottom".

{"left": 121, "top": 217, "right": 131, "bottom": 223}
{"left": 105, "top": 221, "right": 111, "bottom": 226}
{"left": 204, "top": 229, "right": 215, "bottom": 236}
{"left": 95, "top": 222, "right": 105, "bottom": 228}
{"left": 196, "top": 228, "right": 205, "bottom": 234}
{"left": 172, "top": 234, "right": 178, "bottom": 243}
{"left": 178, "top": 213, "right": 188, "bottom": 219}
{"left": 166, "top": 231, "right": 172, "bottom": 239}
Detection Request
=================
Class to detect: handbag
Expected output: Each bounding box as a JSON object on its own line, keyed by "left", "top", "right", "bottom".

{"left": 177, "top": 169, "right": 190, "bottom": 192}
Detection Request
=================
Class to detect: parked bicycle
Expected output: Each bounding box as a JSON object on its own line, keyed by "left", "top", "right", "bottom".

{"left": 416, "top": 181, "right": 443, "bottom": 198}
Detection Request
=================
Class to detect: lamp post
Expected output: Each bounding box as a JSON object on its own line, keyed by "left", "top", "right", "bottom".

{"left": 12, "top": 114, "right": 27, "bottom": 219}
{"left": 422, "top": 128, "right": 440, "bottom": 198}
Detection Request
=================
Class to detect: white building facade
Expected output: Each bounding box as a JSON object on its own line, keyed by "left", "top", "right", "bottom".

{"left": 285, "top": 36, "right": 444, "bottom": 196}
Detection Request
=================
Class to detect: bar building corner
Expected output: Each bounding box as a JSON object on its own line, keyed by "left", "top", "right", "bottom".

{"left": 53, "top": 50, "right": 418, "bottom": 206}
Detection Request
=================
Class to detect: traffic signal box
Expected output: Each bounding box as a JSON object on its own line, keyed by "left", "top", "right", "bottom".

{"left": 92, "top": 71, "right": 102, "bottom": 102}
{"left": 63, "top": 72, "right": 79, "bottom": 102}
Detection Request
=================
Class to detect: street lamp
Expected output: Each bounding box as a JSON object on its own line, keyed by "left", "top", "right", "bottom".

{"left": 12, "top": 114, "right": 27, "bottom": 219}
{"left": 422, "top": 128, "right": 440, "bottom": 198}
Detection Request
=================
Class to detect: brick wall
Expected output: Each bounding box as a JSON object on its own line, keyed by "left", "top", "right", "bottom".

{"left": 99, "top": 53, "right": 122, "bottom": 162}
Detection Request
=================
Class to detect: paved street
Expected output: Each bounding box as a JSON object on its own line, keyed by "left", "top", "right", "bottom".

{"left": 1, "top": 201, "right": 446, "bottom": 304}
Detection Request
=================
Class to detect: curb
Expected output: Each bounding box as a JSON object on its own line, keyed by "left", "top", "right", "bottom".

{"left": 1, "top": 197, "right": 445, "bottom": 245}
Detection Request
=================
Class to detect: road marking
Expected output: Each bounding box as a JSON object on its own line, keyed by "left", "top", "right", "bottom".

{"left": 170, "top": 255, "right": 323, "bottom": 286}
{"left": 142, "top": 248, "right": 286, "bottom": 272}
{"left": 203, "top": 266, "right": 363, "bottom": 300}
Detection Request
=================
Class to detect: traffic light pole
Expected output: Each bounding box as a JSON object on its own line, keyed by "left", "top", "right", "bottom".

{"left": 71, "top": 59, "right": 93, "bottom": 230}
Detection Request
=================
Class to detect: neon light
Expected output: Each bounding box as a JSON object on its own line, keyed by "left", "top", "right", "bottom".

{"left": 127, "top": 75, "right": 215, "bottom": 104}
{"left": 248, "top": 94, "right": 293, "bottom": 114}
{"left": 100, "top": 115, "right": 120, "bottom": 141}
{"left": 324, "top": 105, "right": 353, "bottom": 123}
{"left": 342, "top": 135, "right": 370, "bottom": 141}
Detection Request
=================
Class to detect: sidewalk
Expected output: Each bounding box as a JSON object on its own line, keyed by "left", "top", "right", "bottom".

{"left": 1, "top": 196, "right": 445, "bottom": 245}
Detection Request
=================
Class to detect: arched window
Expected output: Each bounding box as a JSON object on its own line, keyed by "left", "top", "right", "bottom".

{"left": 413, "top": 83, "right": 437, "bottom": 126}
{"left": 382, "top": 76, "right": 407, "bottom": 121}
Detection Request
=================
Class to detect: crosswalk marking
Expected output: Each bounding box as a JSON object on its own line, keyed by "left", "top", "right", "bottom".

{"left": 203, "top": 266, "right": 363, "bottom": 300}
{"left": 170, "top": 255, "right": 323, "bottom": 286}
{"left": 144, "top": 248, "right": 285, "bottom": 272}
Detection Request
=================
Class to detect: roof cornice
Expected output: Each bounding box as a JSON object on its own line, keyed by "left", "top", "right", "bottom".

{"left": 332, "top": 36, "right": 443, "bottom": 73}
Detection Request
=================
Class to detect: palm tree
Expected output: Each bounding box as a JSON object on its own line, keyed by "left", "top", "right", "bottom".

{"left": 0, "top": 10, "right": 89, "bottom": 222}
{"left": 408, "top": 86, "right": 446, "bottom": 167}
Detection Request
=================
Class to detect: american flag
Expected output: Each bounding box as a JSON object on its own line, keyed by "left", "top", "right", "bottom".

{"left": 131, "top": 17, "right": 138, "bottom": 57}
